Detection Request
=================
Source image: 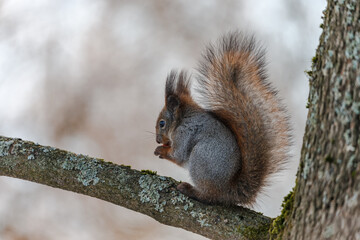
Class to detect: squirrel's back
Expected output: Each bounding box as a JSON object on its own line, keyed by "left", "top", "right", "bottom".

{"left": 196, "top": 32, "right": 292, "bottom": 205}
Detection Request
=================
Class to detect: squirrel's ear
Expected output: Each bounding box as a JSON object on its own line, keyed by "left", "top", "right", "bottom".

{"left": 166, "top": 95, "right": 180, "bottom": 113}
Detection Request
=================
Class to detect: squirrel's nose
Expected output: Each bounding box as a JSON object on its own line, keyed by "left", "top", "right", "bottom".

{"left": 156, "top": 135, "right": 161, "bottom": 144}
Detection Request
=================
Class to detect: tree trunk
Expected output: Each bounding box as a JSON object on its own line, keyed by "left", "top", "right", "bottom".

{"left": 281, "top": 0, "right": 360, "bottom": 239}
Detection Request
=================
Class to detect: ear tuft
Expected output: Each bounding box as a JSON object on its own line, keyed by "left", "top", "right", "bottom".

{"left": 177, "top": 71, "right": 191, "bottom": 96}
{"left": 164, "top": 70, "right": 191, "bottom": 114}
{"left": 165, "top": 70, "right": 177, "bottom": 98}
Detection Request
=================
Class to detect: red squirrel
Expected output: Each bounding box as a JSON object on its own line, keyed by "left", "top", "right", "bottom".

{"left": 154, "top": 32, "right": 292, "bottom": 205}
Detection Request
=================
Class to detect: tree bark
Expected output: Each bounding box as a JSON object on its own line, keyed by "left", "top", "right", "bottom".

{"left": 0, "top": 136, "right": 270, "bottom": 240}
{"left": 280, "top": 0, "right": 360, "bottom": 239}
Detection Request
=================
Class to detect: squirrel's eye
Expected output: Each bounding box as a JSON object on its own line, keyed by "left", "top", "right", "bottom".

{"left": 159, "top": 120, "right": 166, "bottom": 129}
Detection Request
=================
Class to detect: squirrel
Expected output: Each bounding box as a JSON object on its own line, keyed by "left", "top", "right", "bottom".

{"left": 154, "top": 32, "right": 292, "bottom": 206}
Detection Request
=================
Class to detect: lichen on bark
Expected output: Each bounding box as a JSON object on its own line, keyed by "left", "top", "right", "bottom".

{"left": 282, "top": 0, "right": 360, "bottom": 239}
{"left": 0, "top": 136, "right": 271, "bottom": 240}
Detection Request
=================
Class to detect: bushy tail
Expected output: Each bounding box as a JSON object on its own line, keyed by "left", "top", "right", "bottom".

{"left": 196, "top": 32, "right": 292, "bottom": 205}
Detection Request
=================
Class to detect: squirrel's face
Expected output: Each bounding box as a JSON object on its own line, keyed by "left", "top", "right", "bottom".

{"left": 155, "top": 108, "right": 173, "bottom": 147}
{"left": 155, "top": 95, "right": 181, "bottom": 147}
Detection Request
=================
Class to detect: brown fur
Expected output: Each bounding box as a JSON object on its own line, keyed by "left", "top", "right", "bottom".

{"left": 195, "top": 32, "right": 291, "bottom": 205}
{"left": 155, "top": 32, "right": 292, "bottom": 206}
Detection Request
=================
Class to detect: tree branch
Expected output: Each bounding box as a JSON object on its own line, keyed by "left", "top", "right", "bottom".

{"left": 0, "top": 136, "right": 271, "bottom": 240}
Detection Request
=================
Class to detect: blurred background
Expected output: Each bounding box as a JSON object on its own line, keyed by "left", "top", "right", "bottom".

{"left": 0, "top": 0, "right": 326, "bottom": 239}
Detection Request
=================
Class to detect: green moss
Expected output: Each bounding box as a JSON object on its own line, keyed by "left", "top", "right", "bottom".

{"left": 299, "top": 161, "right": 304, "bottom": 170}
{"left": 141, "top": 169, "right": 158, "bottom": 175}
{"left": 269, "top": 189, "right": 295, "bottom": 240}
{"left": 120, "top": 164, "right": 131, "bottom": 169}
{"left": 312, "top": 56, "right": 318, "bottom": 66}
{"left": 239, "top": 223, "right": 270, "bottom": 240}
{"left": 305, "top": 70, "right": 313, "bottom": 78}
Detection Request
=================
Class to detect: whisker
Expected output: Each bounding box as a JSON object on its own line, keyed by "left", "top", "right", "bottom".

{"left": 145, "top": 130, "right": 156, "bottom": 135}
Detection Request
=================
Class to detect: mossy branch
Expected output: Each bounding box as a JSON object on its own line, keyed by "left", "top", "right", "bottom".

{"left": 0, "top": 136, "right": 271, "bottom": 240}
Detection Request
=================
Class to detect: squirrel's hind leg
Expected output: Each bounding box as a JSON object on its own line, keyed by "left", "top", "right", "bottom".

{"left": 177, "top": 182, "right": 199, "bottom": 199}
{"left": 177, "top": 182, "right": 218, "bottom": 205}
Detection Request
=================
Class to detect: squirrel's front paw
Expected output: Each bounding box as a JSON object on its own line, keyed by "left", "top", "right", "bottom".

{"left": 154, "top": 146, "right": 170, "bottom": 159}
